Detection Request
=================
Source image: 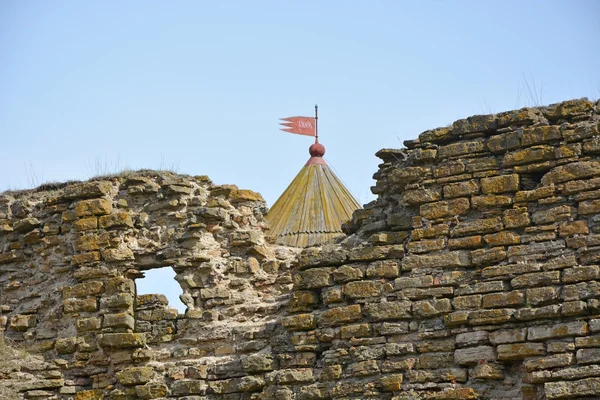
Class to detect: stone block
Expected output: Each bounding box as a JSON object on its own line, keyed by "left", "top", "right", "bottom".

{"left": 63, "top": 281, "right": 104, "bottom": 299}
{"left": 454, "top": 346, "right": 496, "bottom": 366}
{"left": 99, "top": 333, "right": 146, "bottom": 348}
{"left": 438, "top": 140, "right": 486, "bottom": 158}
{"left": 343, "top": 281, "right": 382, "bottom": 299}
{"left": 64, "top": 297, "right": 98, "bottom": 313}
{"left": 318, "top": 304, "right": 362, "bottom": 327}
{"left": 523, "top": 353, "right": 573, "bottom": 372}
{"left": 74, "top": 198, "right": 113, "bottom": 217}
{"left": 472, "top": 194, "right": 513, "bottom": 209}
{"left": 503, "top": 146, "right": 555, "bottom": 167}
{"left": 469, "top": 309, "right": 515, "bottom": 325}
{"left": 497, "top": 343, "right": 545, "bottom": 360}
{"left": 74, "top": 217, "right": 98, "bottom": 231}
{"left": 101, "top": 247, "right": 135, "bottom": 262}
{"left": 332, "top": 265, "right": 363, "bottom": 282}
{"left": 511, "top": 271, "right": 560, "bottom": 288}
{"left": 281, "top": 314, "right": 316, "bottom": 331}
{"left": 63, "top": 181, "right": 112, "bottom": 199}
{"left": 443, "top": 180, "right": 480, "bottom": 198}
{"left": 454, "top": 218, "right": 504, "bottom": 240}
{"left": 403, "top": 187, "right": 442, "bottom": 204}
{"left": 456, "top": 331, "right": 489, "bottom": 347}
{"left": 10, "top": 314, "right": 36, "bottom": 331}
{"left": 527, "top": 286, "right": 560, "bottom": 306}
{"left": 481, "top": 174, "right": 520, "bottom": 194}
{"left": 366, "top": 260, "right": 399, "bottom": 278}
{"left": 289, "top": 291, "right": 319, "bottom": 312}
{"left": 545, "top": 377, "right": 600, "bottom": 400}
{"left": 402, "top": 251, "right": 471, "bottom": 270}
{"left": 528, "top": 321, "right": 589, "bottom": 341}
{"left": 407, "top": 238, "right": 446, "bottom": 254}
{"left": 484, "top": 231, "right": 520, "bottom": 246}
{"left": 103, "top": 313, "right": 135, "bottom": 330}
{"left": 116, "top": 366, "right": 154, "bottom": 386}
{"left": 364, "top": 301, "right": 411, "bottom": 321}
{"left": 99, "top": 212, "right": 134, "bottom": 228}
{"left": 413, "top": 298, "right": 452, "bottom": 317}
{"left": 482, "top": 290, "right": 524, "bottom": 308}
{"left": 448, "top": 235, "right": 483, "bottom": 249}
{"left": 420, "top": 198, "right": 470, "bottom": 219}
{"left": 453, "top": 295, "right": 482, "bottom": 310}
{"left": 487, "top": 131, "right": 520, "bottom": 153}
{"left": 296, "top": 268, "right": 333, "bottom": 289}
{"left": 542, "top": 161, "right": 600, "bottom": 185}
{"left": 472, "top": 247, "right": 507, "bottom": 266}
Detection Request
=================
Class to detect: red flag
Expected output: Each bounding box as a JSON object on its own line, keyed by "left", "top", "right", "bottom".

{"left": 279, "top": 116, "right": 316, "bottom": 137}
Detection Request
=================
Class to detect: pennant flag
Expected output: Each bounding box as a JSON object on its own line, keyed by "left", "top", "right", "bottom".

{"left": 280, "top": 116, "right": 316, "bottom": 137}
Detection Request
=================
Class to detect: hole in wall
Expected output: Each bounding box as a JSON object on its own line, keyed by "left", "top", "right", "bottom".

{"left": 520, "top": 172, "right": 545, "bottom": 191}
{"left": 135, "top": 267, "right": 187, "bottom": 313}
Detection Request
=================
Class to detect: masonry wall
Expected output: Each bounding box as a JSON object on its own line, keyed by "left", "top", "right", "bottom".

{"left": 1, "top": 98, "right": 600, "bottom": 400}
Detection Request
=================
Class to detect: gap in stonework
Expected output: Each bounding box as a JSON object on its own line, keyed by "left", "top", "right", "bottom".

{"left": 135, "top": 267, "right": 186, "bottom": 313}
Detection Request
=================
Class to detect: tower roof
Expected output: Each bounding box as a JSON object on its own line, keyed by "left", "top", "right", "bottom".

{"left": 266, "top": 142, "right": 361, "bottom": 247}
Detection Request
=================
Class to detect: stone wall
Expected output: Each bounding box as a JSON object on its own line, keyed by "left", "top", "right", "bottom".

{"left": 2, "top": 98, "right": 600, "bottom": 399}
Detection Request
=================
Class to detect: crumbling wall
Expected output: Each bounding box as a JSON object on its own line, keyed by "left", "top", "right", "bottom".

{"left": 2, "top": 98, "right": 600, "bottom": 400}
{"left": 0, "top": 172, "right": 299, "bottom": 399}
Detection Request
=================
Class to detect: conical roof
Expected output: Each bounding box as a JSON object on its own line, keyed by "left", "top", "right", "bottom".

{"left": 266, "top": 142, "right": 361, "bottom": 247}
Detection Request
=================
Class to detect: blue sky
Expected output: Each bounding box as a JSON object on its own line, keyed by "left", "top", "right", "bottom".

{"left": 1, "top": 1, "right": 598, "bottom": 310}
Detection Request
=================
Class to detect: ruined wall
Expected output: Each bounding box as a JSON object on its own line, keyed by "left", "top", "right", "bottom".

{"left": 2, "top": 98, "right": 600, "bottom": 400}
{"left": 0, "top": 173, "right": 299, "bottom": 399}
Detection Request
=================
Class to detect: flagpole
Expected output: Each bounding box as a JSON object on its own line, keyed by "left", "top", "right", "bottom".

{"left": 315, "top": 104, "right": 319, "bottom": 142}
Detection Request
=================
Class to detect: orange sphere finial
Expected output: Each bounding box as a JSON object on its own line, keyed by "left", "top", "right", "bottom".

{"left": 309, "top": 141, "right": 326, "bottom": 158}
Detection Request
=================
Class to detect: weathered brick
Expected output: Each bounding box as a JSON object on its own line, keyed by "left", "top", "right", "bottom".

{"left": 343, "top": 281, "right": 382, "bottom": 299}
{"left": 528, "top": 321, "right": 589, "bottom": 341}
{"left": 454, "top": 346, "right": 496, "bottom": 366}
{"left": 297, "top": 268, "right": 333, "bottom": 288}
{"left": 366, "top": 260, "right": 399, "bottom": 278}
{"left": 74, "top": 198, "right": 112, "bottom": 217}
{"left": 471, "top": 247, "right": 506, "bottom": 266}
{"left": 448, "top": 235, "right": 483, "bottom": 249}
{"left": 503, "top": 146, "right": 555, "bottom": 167}
{"left": 511, "top": 271, "right": 560, "bottom": 288}
{"left": 563, "top": 265, "right": 600, "bottom": 283}
{"left": 364, "top": 301, "right": 411, "bottom": 321}
{"left": 489, "top": 328, "right": 527, "bottom": 344}
{"left": 443, "top": 180, "right": 480, "bottom": 198}
{"left": 542, "top": 161, "right": 600, "bottom": 185}
{"left": 482, "top": 290, "right": 524, "bottom": 308}
{"left": 420, "top": 198, "right": 470, "bottom": 219}
{"left": 318, "top": 305, "right": 362, "bottom": 327}
{"left": 451, "top": 217, "right": 503, "bottom": 237}
{"left": 407, "top": 238, "right": 446, "bottom": 254}
{"left": 472, "top": 194, "right": 513, "bottom": 209}
{"left": 402, "top": 251, "right": 471, "bottom": 270}
{"left": 497, "top": 343, "right": 545, "bottom": 360}
{"left": 527, "top": 286, "right": 560, "bottom": 306}
{"left": 523, "top": 353, "right": 573, "bottom": 372}
{"left": 438, "top": 140, "right": 486, "bottom": 158}
{"left": 469, "top": 309, "right": 515, "bottom": 325}
{"left": 281, "top": 314, "right": 316, "bottom": 331}
{"left": 453, "top": 295, "right": 482, "bottom": 310}
{"left": 487, "top": 131, "right": 520, "bottom": 153}
{"left": 545, "top": 377, "right": 600, "bottom": 399}
{"left": 481, "top": 174, "right": 520, "bottom": 194}
{"left": 413, "top": 298, "right": 452, "bottom": 317}
{"left": 403, "top": 187, "right": 442, "bottom": 205}
{"left": 484, "top": 231, "right": 520, "bottom": 246}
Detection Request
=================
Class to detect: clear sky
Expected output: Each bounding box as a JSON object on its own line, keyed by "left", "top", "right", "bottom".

{"left": 1, "top": 1, "right": 598, "bottom": 310}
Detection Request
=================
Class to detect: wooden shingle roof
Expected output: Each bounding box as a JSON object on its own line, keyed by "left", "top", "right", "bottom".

{"left": 266, "top": 143, "right": 361, "bottom": 247}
